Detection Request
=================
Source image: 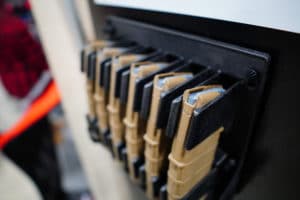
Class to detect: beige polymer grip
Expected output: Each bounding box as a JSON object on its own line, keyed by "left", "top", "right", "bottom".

{"left": 167, "top": 85, "right": 224, "bottom": 200}
{"left": 107, "top": 54, "right": 145, "bottom": 157}
{"left": 123, "top": 62, "right": 168, "bottom": 181}
{"left": 82, "top": 40, "right": 111, "bottom": 72}
{"left": 143, "top": 72, "right": 194, "bottom": 199}
{"left": 83, "top": 40, "right": 111, "bottom": 119}
{"left": 94, "top": 47, "right": 128, "bottom": 134}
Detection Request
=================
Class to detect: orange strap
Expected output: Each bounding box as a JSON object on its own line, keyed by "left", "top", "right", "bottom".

{"left": 0, "top": 81, "right": 61, "bottom": 149}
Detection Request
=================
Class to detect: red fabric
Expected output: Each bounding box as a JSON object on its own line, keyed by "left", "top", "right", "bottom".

{"left": 0, "top": 10, "right": 49, "bottom": 98}
{"left": 25, "top": 0, "right": 31, "bottom": 11}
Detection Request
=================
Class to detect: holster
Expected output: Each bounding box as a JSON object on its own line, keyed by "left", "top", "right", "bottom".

{"left": 82, "top": 40, "right": 112, "bottom": 140}
{"left": 107, "top": 54, "right": 145, "bottom": 158}
{"left": 124, "top": 62, "right": 168, "bottom": 181}
{"left": 94, "top": 47, "right": 129, "bottom": 136}
{"left": 167, "top": 85, "right": 224, "bottom": 200}
{"left": 143, "top": 72, "right": 194, "bottom": 199}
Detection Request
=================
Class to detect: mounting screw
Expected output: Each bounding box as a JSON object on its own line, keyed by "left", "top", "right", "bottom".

{"left": 247, "top": 69, "right": 259, "bottom": 90}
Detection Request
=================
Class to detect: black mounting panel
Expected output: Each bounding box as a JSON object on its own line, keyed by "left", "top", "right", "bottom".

{"left": 105, "top": 16, "right": 271, "bottom": 199}
{"left": 107, "top": 15, "right": 270, "bottom": 147}
{"left": 107, "top": 16, "right": 269, "bottom": 81}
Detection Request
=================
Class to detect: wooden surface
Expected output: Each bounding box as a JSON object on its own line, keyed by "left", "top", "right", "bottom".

{"left": 30, "top": 1, "right": 146, "bottom": 199}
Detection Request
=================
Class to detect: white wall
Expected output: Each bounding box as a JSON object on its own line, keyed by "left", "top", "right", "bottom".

{"left": 95, "top": 0, "right": 300, "bottom": 34}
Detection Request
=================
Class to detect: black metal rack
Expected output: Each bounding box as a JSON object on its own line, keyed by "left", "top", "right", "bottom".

{"left": 101, "top": 16, "right": 270, "bottom": 199}
{"left": 82, "top": 14, "right": 273, "bottom": 199}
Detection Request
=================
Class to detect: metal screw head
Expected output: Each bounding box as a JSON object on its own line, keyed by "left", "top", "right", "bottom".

{"left": 247, "top": 69, "right": 259, "bottom": 90}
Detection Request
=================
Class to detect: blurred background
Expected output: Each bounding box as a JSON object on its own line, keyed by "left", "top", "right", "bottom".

{"left": 0, "top": 0, "right": 91, "bottom": 199}
{"left": 0, "top": 1, "right": 142, "bottom": 200}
